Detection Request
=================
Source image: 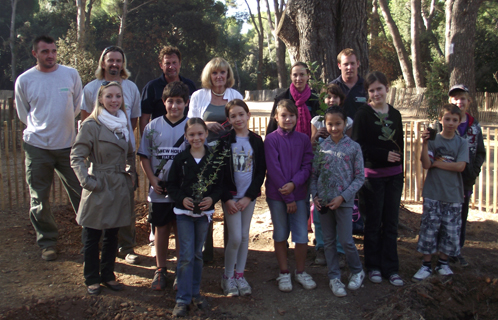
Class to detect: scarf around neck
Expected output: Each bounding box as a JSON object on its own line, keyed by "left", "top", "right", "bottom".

{"left": 98, "top": 109, "right": 129, "bottom": 142}
{"left": 290, "top": 83, "right": 312, "bottom": 137}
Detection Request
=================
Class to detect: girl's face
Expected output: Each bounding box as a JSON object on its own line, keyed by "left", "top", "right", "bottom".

{"left": 185, "top": 123, "right": 207, "bottom": 149}
{"left": 325, "top": 113, "right": 345, "bottom": 142}
{"left": 275, "top": 107, "right": 297, "bottom": 131}
{"left": 367, "top": 80, "right": 388, "bottom": 107}
{"left": 99, "top": 85, "right": 122, "bottom": 116}
{"left": 290, "top": 66, "right": 310, "bottom": 92}
{"left": 440, "top": 111, "right": 461, "bottom": 134}
{"left": 228, "top": 106, "right": 250, "bottom": 131}
{"left": 324, "top": 93, "right": 341, "bottom": 107}
{"left": 211, "top": 68, "right": 228, "bottom": 88}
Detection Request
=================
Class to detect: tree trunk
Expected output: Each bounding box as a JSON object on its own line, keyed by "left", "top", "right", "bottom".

{"left": 445, "top": 0, "right": 483, "bottom": 116}
{"left": 85, "top": 0, "right": 95, "bottom": 35}
{"left": 411, "top": 0, "right": 425, "bottom": 88}
{"left": 245, "top": 0, "right": 264, "bottom": 90}
{"left": 118, "top": 0, "right": 128, "bottom": 48}
{"left": 10, "top": 0, "right": 19, "bottom": 83}
{"left": 377, "top": 0, "right": 415, "bottom": 87}
{"left": 277, "top": 0, "right": 368, "bottom": 83}
{"left": 76, "top": 0, "right": 86, "bottom": 47}
{"left": 265, "top": 0, "right": 288, "bottom": 88}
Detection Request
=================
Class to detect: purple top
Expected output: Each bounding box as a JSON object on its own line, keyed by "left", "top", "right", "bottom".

{"left": 457, "top": 114, "right": 470, "bottom": 137}
{"left": 264, "top": 127, "right": 313, "bottom": 203}
{"left": 364, "top": 165, "right": 403, "bottom": 178}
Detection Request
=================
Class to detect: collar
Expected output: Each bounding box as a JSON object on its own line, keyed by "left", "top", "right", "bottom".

{"left": 276, "top": 126, "right": 295, "bottom": 137}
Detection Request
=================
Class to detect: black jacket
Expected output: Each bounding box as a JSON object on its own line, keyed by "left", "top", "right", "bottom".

{"left": 266, "top": 88, "right": 320, "bottom": 135}
{"left": 219, "top": 130, "right": 266, "bottom": 202}
{"left": 351, "top": 103, "right": 404, "bottom": 169}
{"left": 167, "top": 145, "right": 224, "bottom": 211}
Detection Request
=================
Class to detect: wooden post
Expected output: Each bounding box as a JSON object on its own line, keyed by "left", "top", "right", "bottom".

{"left": 259, "top": 117, "right": 262, "bottom": 136}
{"left": 4, "top": 121, "right": 12, "bottom": 209}
{"left": 21, "top": 123, "right": 27, "bottom": 206}
{"left": 478, "top": 160, "right": 483, "bottom": 212}
{"left": 403, "top": 122, "right": 408, "bottom": 201}
{"left": 486, "top": 128, "right": 491, "bottom": 212}
{"left": 484, "top": 92, "right": 489, "bottom": 111}
{"left": 11, "top": 119, "right": 19, "bottom": 207}
{"left": 0, "top": 126, "right": 4, "bottom": 211}
{"left": 263, "top": 117, "right": 268, "bottom": 137}
{"left": 494, "top": 129, "right": 497, "bottom": 213}
{"left": 414, "top": 122, "right": 422, "bottom": 201}
{"left": 409, "top": 122, "right": 414, "bottom": 201}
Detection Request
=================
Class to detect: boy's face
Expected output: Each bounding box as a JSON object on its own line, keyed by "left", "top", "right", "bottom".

{"left": 449, "top": 93, "right": 470, "bottom": 113}
{"left": 275, "top": 108, "right": 297, "bottom": 131}
{"left": 324, "top": 93, "right": 342, "bottom": 107}
{"left": 164, "top": 96, "right": 186, "bottom": 122}
{"left": 227, "top": 106, "right": 250, "bottom": 131}
{"left": 440, "top": 111, "right": 461, "bottom": 134}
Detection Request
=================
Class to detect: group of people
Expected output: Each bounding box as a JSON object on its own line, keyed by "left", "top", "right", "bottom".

{"left": 14, "top": 34, "right": 484, "bottom": 317}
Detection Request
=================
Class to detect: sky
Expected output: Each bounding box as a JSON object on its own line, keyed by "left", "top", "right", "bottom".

{"left": 226, "top": 0, "right": 277, "bottom": 33}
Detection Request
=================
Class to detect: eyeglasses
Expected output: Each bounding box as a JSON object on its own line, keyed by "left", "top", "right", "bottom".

{"left": 101, "top": 80, "right": 121, "bottom": 87}
{"left": 102, "top": 46, "right": 124, "bottom": 58}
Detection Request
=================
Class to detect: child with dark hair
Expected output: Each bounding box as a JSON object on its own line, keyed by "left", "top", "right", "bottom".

{"left": 412, "top": 104, "right": 469, "bottom": 282}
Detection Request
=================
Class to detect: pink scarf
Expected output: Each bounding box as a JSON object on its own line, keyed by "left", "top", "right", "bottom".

{"left": 290, "top": 83, "right": 312, "bottom": 137}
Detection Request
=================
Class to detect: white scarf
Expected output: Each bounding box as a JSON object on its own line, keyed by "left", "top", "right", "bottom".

{"left": 98, "top": 109, "right": 130, "bottom": 142}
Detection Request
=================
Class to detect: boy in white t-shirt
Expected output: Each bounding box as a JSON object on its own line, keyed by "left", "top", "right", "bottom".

{"left": 138, "top": 82, "right": 190, "bottom": 290}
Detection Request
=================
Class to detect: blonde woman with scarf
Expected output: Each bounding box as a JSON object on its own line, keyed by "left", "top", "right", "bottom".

{"left": 71, "top": 81, "right": 135, "bottom": 295}
{"left": 266, "top": 62, "right": 320, "bottom": 136}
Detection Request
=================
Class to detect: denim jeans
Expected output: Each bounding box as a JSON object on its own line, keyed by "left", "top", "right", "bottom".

{"left": 176, "top": 214, "right": 210, "bottom": 304}
{"left": 359, "top": 173, "right": 403, "bottom": 277}
{"left": 24, "top": 143, "right": 82, "bottom": 248}
{"left": 83, "top": 227, "right": 119, "bottom": 286}
{"left": 313, "top": 207, "right": 345, "bottom": 254}
{"left": 266, "top": 199, "right": 309, "bottom": 243}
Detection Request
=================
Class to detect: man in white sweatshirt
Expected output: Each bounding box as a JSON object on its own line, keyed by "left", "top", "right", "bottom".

{"left": 15, "top": 35, "right": 83, "bottom": 261}
{"left": 80, "top": 46, "right": 141, "bottom": 265}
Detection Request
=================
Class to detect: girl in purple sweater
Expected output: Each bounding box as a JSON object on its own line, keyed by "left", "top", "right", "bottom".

{"left": 264, "top": 99, "right": 316, "bottom": 292}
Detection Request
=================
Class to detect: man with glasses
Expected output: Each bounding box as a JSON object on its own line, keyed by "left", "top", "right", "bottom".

{"left": 80, "top": 46, "right": 141, "bottom": 265}
{"left": 15, "top": 35, "right": 83, "bottom": 261}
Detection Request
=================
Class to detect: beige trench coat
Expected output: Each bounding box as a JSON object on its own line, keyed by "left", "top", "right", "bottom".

{"left": 71, "top": 119, "right": 135, "bottom": 230}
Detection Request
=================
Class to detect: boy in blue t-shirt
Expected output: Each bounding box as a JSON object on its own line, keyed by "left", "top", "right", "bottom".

{"left": 412, "top": 104, "right": 469, "bottom": 282}
{"left": 138, "top": 82, "right": 190, "bottom": 290}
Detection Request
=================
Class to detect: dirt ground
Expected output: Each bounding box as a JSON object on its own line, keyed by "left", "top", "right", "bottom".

{"left": 0, "top": 197, "right": 498, "bottom": 320}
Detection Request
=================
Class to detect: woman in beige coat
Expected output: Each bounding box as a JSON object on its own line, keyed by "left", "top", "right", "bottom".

{"left": 71, "top": 81, "right": 135, "bottom": 295}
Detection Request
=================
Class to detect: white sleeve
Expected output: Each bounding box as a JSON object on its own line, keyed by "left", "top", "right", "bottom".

{"left": 72, "top": 70, "right": 83, "bottom": 117}
{"left": 187, "top": 90, "right": 202, "bottom": 118}
{"left": 130, "top": 84, "right": 142, "bottom": 119}
{"left": 14, "top": 78, "right": 29, "bottom": 125}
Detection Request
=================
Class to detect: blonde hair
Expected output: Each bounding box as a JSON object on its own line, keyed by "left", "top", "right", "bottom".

{"left": 200, "top": 57, "right": 235, "bottom": 89}
{"left": 88, "top": 81, "right": 129, "bottom": 124}
{"left": 95, "top": 46, "right": 131, "bottom": 80}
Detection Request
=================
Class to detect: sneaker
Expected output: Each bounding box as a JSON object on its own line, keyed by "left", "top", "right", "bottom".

{"left": 125, "top": 253, "right": 140, "bottom": 265}
{"left": 221, "top": 275, "right": 239, "bottom": 296}
{"left": 435, "top": 264, "right": 453, "bottom": 276}
{"left": 295, "top": 271, "right": 317, "bottom": 290}
{"left": 235, "top": 277, "right": 252, "bottom": 296}
{"left": 329, "top": 278, "right": 347, "bottom": 297}
{"left": 338, "top": 253, "right": 347, "bottom": 269}
{"left": 457, "top": 254, "right": 469, "bottom": 267}
{"left": 276, "top": 272, "right": 292, "bottom": 292}
{"left": 151, "top": 268, "right": 167, "bottom": 291}
{"left": 368, "top": 270, "right": 382, "bottom": 284}
{"left": 412, "top": 265, "right": 432, "bottom": 282}
{"left": 348, "top": 270, "right": 365, "bottom": 290}
{"left": 314, "top": 247, "right": 326, "bottom": 265}
{"left": 389, "top": 273, "right": 404, "bottom": 287}
{"left": 172, "top": 302, "right": 188, "bottom": 317}
{"left": 192, "top": 295, "right": 209, "bottom": 310}
{"left": 41, "top": 246, "right": 57, "bottom": 261}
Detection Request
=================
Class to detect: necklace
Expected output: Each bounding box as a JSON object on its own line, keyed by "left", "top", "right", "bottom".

{"left": 211, "top": 89, "right": 226, "bottom": 97}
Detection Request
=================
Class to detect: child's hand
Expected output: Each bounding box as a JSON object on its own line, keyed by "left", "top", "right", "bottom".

{"left": 183, "top": 197, "right": 194, "bottom": 210}
{"left": 225, "top": 200, "right": 239, "bottom": 215}
{"left": 327, "top": 196, "right": 344, "bottom": 210}
{"left": 387, "top": 151, "right": 401, "bottom": 163}
{"left": 421, "top": 129, "right": 430, "bottom": 144}
{"left": 150, "top": 176, "right": 164, "bottom": 194}
{"left": 279, "top": 182, "right": 295, "bottom": 195}
{"left": 236, "top": 197, "right": 251, "bottom": 212}
{"left": 312, "top": 127, "right": 329, "bottom": 141}
{"left": 313, "top": 196, "right": 322, "bottom": 211}
{"left": 200, "top": 197, "right": 213, "bottom": 210}
{"left": 207, "top": 122, "right": 224, "bottom": 133}
{"left": 286, "top": 201, "right": 297, "bottom": 214}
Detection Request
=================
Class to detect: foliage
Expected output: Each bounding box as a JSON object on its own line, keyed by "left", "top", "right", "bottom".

{"left": 425, "top": 56, "right": 449, "bottom": 121}
{"left": 475, "top": 2, "right": 498, "bottom": 92}
{"left": 56, "top": 23, "right": 99, "bottom": 86}
{"left": 374, "top": 112, "right": 401, "bottom": 152}
{"left": 308, "top": 61, "right": 329, "bottom": 121}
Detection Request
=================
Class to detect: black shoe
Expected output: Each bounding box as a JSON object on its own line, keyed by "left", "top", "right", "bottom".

{"left": 457, "top": 254, "right": 469, "bottom": 267}
{"left": 172, "top": 302, "right": 188, "bottom": 317}
{"left": 87, "top": 284, "right": 101, "bottom": 295}
{"left": 192, "top": 295, "right": 209, "bottom": 310}
{"left": 102, "top": 281, "right": 124, "bottom": 291}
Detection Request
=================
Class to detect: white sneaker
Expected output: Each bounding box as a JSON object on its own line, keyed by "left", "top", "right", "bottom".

{"left": 329, "top": 278, "right": 347, "bottom": 297}
{"left": 435, "top": 264, "right": 454, "bottom": 276}
{"left": 412, "top": 265, "right": 432, "bottom": 282}
{"left": 235, "top": 277, "right": 252, "bottom": 296}
{"left": 294, "top": 271, "right": 316, "bottom": 290}
{"left": 221, "top": 275, "right": 239, "bottom": 296}
{"left": 348, "top": 269, "right": 365, "bottom": 290}
{"left": 276, "top": 272, "right": 292, "bottom": 292}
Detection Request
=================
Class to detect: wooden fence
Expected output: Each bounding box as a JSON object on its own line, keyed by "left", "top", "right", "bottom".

{"left": 1, "top": 102, "right": 497, "bottom": 213}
